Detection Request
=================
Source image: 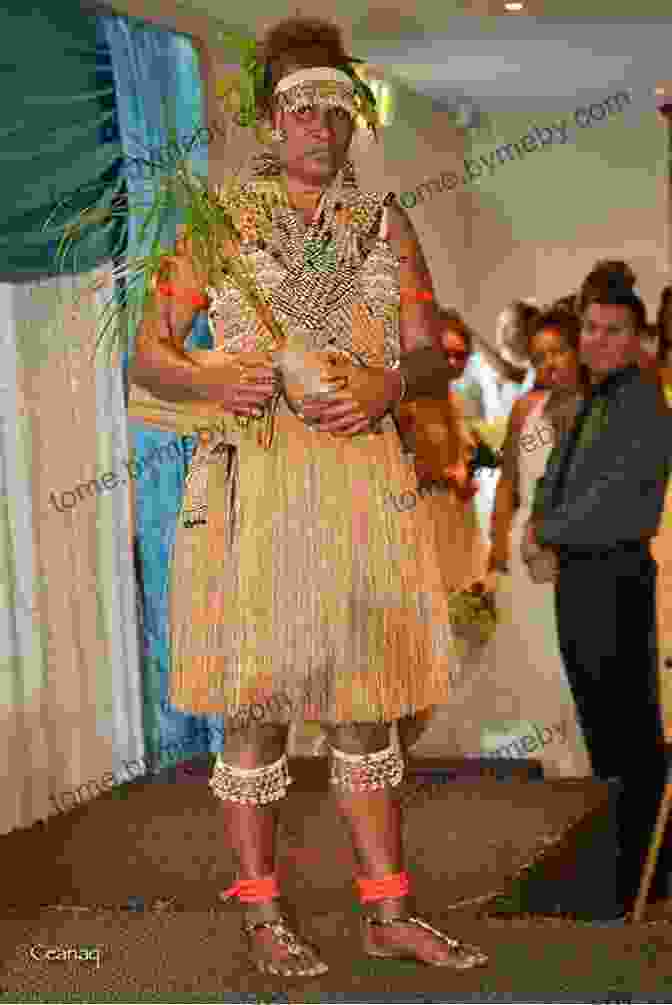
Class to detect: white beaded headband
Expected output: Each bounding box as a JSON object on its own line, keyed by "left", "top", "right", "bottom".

{"left": 274, "top": 67, "right": 355, "bottom": 94}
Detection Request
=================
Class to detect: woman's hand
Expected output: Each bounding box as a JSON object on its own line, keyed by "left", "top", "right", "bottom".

{"left": 226, "top": 358, "right": 281, "bottom": 418}
{"left": 182, "top": 351, "right": 281, "bottom": 416}
{"left": 525, "top": 547, "right": 559, "bottom": 584}
{"left": 520, "top": 520, "right": 559, "bottom": 582}
{"left": 299, "top": 367, "right": 403, "bottom": 436}
{"left": 520, "top": 520, "right": 536, "bottom": 560}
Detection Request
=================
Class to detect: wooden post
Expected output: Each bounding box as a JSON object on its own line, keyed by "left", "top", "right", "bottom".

{"left": 632, "top": 768, "right": 672, "bottom": 922}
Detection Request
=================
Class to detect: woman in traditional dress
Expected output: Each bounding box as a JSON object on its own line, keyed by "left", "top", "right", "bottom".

{"left": 129, "top": 16, "right": 487, "bottom": 978}
{"left": 485, "top": 306, "right": 592, "bottom": 777}
{"left": 397, "top": 308, "right": 488, "bottom": 592}
{"left": 395, "top": 309, "right": 489, "bottom": 751}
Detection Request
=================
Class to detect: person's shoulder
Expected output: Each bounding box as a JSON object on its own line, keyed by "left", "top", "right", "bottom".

{"left": 627, "top": 364, "right": 672, "bottom": 418}
{"left": 636, "top": 361, "right": 672, "bottom": 388}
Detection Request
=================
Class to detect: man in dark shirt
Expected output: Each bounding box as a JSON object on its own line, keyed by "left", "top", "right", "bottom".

{"left": 525, "top": 269, "right": 672, "bottom": 917}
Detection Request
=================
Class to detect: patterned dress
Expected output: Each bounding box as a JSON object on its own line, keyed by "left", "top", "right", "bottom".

{"left": 168, "top": 154, "right": 461, "bottom": 725}
{"left": 412, "top": 391, "right": 591, "bottom": 774}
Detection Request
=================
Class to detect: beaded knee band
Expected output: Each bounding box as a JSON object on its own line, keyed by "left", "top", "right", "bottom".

{"left": 329, "top": 738, "right": 405, "bottom": 793}
{"left": 209, "top": 752, "right": 293, "bottom": 805}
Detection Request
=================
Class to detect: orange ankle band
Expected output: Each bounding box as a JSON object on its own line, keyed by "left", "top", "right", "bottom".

{"left": 220, "top": 875, "right": 280, "bottom": 904}
{"left": 356, "top": 871, "right": 410, "bottom": 903}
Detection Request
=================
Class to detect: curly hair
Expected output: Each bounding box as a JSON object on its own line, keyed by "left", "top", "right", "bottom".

{"left": 584, "top": 259, "right": 637, "bottom": 289}
{"left": 436, "top": 307, "right": 475, "bottom": 356}
{"left": 552, "top": 293, "right": 578, "bottom": 315}
{"left": 507, "top": 299, "right": 541, "bottom": 332}
{"left": 495, "top": 299, "right": 540, "bottom": 362}
{"left": 577, "top": 259, "right": 647, "bottom": 332}
{"left": 258, "top": 17, "right": 350, "bottom": 118}
{"left": 528, "top": 307, "right": 590, "bottom": 391}
{"left": 528, "top": 306, "right": 582, "bottom": 354}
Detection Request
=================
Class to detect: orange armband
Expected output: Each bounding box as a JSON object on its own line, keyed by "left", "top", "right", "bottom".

{"left": 400, "top": 288, "right": 434, "bottom": 303}
{"left": 156, "top": 281, "right": 209, "bottom": 310}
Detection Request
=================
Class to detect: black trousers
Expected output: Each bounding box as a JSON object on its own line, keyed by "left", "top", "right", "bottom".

{"left": 555, "top": 540, "right": 670, "bottom": 902}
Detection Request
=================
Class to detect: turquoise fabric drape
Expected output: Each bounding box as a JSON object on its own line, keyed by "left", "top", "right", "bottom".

{"left": 0, "top": 1, "right": 125, "bottom": 279}
{"left": 101, "top": 15, "right": 223, "bottom": 768}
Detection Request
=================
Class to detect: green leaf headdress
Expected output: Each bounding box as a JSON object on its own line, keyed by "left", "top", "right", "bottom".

{"left": 216, "top": 32, "right": 274, "bottom": 137}
{"left": 215, "top": 31, "right": 380, "bottom": 139}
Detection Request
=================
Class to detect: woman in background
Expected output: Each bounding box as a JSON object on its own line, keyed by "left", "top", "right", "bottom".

{"left": 484, "top": 306, "right": 592, "bottom": 777}
{"left": 396, "top": 308, "right": 487, "bottom": 592}
{"left": 396, "top": 309, "right": 489, "bottom": 753}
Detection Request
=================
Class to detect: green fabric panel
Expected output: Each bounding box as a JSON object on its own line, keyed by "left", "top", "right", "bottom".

{"left": 0, "top": 1, "right": 123, "bottom": 278}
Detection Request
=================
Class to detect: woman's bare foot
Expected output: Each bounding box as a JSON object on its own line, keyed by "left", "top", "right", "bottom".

{"left": 243, "top": 912, "right": 328, "bottom": 977}
{"left": 363, "top": 914, "right": 488, "bottom": 969}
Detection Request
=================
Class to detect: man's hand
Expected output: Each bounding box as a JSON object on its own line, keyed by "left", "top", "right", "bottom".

{"left": 521, "top": 520, "right": 560, "bottom": 583}
{"left": 299, "top": 368, "right": 403, "bottom": 436}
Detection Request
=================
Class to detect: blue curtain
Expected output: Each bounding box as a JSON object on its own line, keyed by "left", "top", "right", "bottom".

{"left": 101, "top": 14, "right": 223, "bottom": 769}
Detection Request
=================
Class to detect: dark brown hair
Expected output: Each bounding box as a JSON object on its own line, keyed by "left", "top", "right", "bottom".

{"left": 529, "top": 307, "right": 581, "bottom": 353}
{"left": 552, "top": 293, "right": 578, "bottom": 315}
{"left": 577, "top": 260, "right": 647, "bottom": 332}
{"left": 497, "top": 300, "right": 541, "bottom": 361}
{"left": 507, "top": 299, "right": 541, "bottom": 331}
{"left": 528, "top": 307, "right": 590, "bottom": 390}
{"left": 258, "top": 18, "right": 350, "bottom": 118}
{"left": 436, "top": 307, "right": 475, "bottom": 356}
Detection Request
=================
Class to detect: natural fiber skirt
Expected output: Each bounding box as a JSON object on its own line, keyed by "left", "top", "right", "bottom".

{"left": 168, "top": 402, "right": 461, "bottom": 724}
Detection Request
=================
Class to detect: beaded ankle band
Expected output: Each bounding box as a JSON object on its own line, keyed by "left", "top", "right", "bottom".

{"left": 209, "top": 752, "right": 293, "bottom": 805}
{"left": 329, "top": 738, "right": 404, "bottom": 792}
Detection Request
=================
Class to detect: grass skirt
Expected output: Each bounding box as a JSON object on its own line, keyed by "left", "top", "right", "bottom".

{"left": 168, "top": 403, "right": 461, "bottom": 724}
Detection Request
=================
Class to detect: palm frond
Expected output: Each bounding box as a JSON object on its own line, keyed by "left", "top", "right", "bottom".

{"left": 46, "top": 148, "right": 287, "bottom": 368}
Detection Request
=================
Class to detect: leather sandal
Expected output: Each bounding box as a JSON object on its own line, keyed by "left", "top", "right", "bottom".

{"left": 362, "top": 912, "right": 488, "bottom": 969}
{"left": 242, "top": 913, "right": 329, "bottom": 977}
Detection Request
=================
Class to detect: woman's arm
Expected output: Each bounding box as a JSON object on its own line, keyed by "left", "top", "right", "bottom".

{"left": 130, "top": 296, "right": 209, "bottom": 402}
{"left": 129, "top": 248, "right": 277, "bottom": 414}
{"left": 129, "top": 237, "right": 214, "bottom": 401}
{"left": 488, "top": 395, "right": 539, "bottom": 570}
{"left": 385, "top": 201, "right": 463, "bottom": 397}
{"left": 470, "top": 330, "right": 528, "bottom": 385}
{"left": 542, "top": 387, "right": 582, "bottom": 445}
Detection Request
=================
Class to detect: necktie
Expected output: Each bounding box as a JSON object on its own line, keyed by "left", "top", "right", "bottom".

{"left": 552, "top": 388, "right": 610, "bottom": 507}
{"left": 574, "top": 390, "right": 610, "bottom": 452}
